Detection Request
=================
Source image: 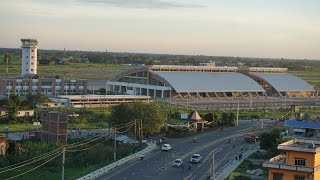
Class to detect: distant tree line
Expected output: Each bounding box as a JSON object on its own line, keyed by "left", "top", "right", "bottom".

{"left": 1, "top": 48, "right": 320, "bottom": 70}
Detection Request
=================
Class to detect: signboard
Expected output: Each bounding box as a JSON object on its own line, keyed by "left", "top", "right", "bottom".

{"left": 33, "top": 122, "right": 41, "bottom": 126}
{"left": 181, "top": 114, "right": 188, "bottom": 120}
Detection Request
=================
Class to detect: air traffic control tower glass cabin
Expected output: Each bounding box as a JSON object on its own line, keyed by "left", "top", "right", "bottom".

{"left": 21, "top": 39, "right": 38, "bottom": 76}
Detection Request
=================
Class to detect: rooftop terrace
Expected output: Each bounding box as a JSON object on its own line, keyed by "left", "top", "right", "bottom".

{"left": 278, "top": 139, "right": 320, "bottom": 153}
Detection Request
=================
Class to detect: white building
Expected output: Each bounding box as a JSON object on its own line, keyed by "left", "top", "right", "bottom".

{"left": 21, "top": 39, "right": 38, "bottom": 76}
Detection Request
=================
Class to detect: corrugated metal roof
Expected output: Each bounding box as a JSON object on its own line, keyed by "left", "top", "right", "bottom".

{"left": 152, "top": 72, "right": 265, "bottom": 93}
{"left": 251, "top": 73, "right": 315, "bottom": 92}
{"left": 284, "top": 120, "right": 320, "bottom": 129}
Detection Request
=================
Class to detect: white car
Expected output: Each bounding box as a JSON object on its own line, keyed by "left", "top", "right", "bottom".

{"left": 162, "top": 144, "right": 172, "bottom": 151}
{"left": 173, "top": 159, "right": 183, "bottom": 167}
{"left": 190, "top": 154, "right": 202, "bottom": 163}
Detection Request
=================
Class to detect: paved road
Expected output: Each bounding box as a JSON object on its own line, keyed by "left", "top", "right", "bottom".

{"left": 166, "top": 97, "right": 319, "bottom": 110}
{"left": 97, "top": 120, "right": 269, "bottom": 180}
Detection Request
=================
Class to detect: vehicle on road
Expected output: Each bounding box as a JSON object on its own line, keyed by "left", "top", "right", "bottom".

{"left": 172, "top": 159, "right": 183, "bottom": 167}
{"left": 244, "top": 133, "right": 258, "bottom": 143}
{"left": 162, "top": 144, "right": 172, "bottom": 151}
{"left": 190, "top": 154, "right": 202, "bottom": 163}
{"left": 159, "top": 137, "right": 167, "bottom": 144}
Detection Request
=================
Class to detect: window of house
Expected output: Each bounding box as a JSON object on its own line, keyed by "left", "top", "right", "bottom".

{"left": 294, "top": 175, "right": 305, "bottom": 180}
{"left": 26, "top": 56, "right": 28, "bottom": 58}
{"left": 32, "top": 50, "right": 34, "bottom": 52}
{"left": 26, "top": 62, "right": 28, "bottom": 65}
{"left": 26, "top": 69, "right": 28, "bottom": 71}
{"left": 31, "top": 69, "right": 33, "bottom": 71}
{"left": 272, "top": 173, "right": 283, "bottom": 180}
{"left": 294, "top": 158, "right": 306, "bottom": 166}
{"left": 31, "top": 56, "right": 34, "bottom": 58}
{"left": 31, "top": 62, "right": 33, "bottom": 65}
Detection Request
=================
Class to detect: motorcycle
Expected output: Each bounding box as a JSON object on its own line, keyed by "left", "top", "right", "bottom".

{"left": 187, "top": 164, "right": 192, "bottom": 170}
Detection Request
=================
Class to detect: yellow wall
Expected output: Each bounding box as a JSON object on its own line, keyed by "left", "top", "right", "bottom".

{"left": 269, "top": 168, "right": 314, "bottom": 180}
{"left": 286, "top": 151, "right": 315, "bottom": 167}
{"left": 314, "top": 152, "right": 320, "bottom": 167}
{"left": 314, "top": 171, "right": 320, "bottom": 180}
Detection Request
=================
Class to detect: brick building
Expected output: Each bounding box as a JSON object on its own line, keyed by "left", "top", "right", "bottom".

{"left": 41, "top": 111, "right": 68, "bottom": 144}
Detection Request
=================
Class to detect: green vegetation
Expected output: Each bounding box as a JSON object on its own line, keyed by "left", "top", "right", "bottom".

{"left": 0, "top": 94, "right": 48, "bottom": 124}
{"left": 109, "top": 102, "right": 165, "bottom": 135}
{"left": 227, "top": 159, "right": 262, "bottom": 180}
{"left": 0, "top": 140, "right": 134, "bottom": 179}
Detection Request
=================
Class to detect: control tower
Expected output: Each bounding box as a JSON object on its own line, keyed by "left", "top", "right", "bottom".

{"left": 21, "top": 39, "right": 38, "bottom": 76}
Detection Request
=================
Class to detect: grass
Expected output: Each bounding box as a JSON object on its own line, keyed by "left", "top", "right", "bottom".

{"left": 1, "top": 142, "right": 135, "bottom": 180}
{"left": 227, "top": 158, "right": 265, "bottom": 180}
{"left": 0, "top": 123, "right": 39, "bottom": 133}
{"left": 0, "top": 55, "right": 129, "bottom": 80}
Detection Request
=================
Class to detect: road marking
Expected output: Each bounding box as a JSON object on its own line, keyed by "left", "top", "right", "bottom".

{"left": 102, "top": 150, "right": 161, "bottom": 179}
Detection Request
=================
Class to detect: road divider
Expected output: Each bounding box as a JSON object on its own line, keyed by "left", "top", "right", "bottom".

{"left": 77, "top": 142, "right": 157, "bottom": 180}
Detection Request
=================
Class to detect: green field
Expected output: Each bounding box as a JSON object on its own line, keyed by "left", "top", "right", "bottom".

{"left": 0, "top": 55, "right": 129, "bottom": 80}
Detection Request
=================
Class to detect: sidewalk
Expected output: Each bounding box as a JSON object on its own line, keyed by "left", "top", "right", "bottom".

{"left": 214, "top": 143, "right": 260, "bottom": 180}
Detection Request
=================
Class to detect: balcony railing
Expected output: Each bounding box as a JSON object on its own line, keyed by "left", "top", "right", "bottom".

{"left": 263, "top": 154, "right": 320, "bottom": 173}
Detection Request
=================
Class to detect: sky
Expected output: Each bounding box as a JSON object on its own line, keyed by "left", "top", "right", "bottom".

{"left": 0, "top": 0, "right": 320, "bottom": 60}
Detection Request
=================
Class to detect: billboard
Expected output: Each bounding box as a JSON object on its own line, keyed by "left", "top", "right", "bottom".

{"left": 180, "top": 114, "right": 188, "bottom": 120}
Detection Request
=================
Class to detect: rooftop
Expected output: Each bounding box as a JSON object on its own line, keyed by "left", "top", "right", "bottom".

{"left": 251, "top": 73, "right": 315, "bottom": 92}
{"left": 21, "top": 38, "right": 38, "bottom": 42}
{"left": 263, "top": 154, "right": 320, "bottom": 172}
{"left": 152, "top": 72, "right": 265, "bottom": 93}
{"left": 284, "top": 120, "right": 320, "bottom": 130}
{"left": 278, "top": 139, "right": 320, "bottom": 153}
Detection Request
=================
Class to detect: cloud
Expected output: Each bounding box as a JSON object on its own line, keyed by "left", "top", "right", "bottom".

{"left": 77, "top": 0, "right": 206, "bottom": 9}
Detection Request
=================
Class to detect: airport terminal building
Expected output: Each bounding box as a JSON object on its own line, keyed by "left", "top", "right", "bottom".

{"left": 106, "top": 65, "right": 316, "bottom": 99}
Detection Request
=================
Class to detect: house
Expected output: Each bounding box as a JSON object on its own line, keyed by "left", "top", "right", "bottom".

{"left": 263, "top": 138, "right": 320, "bottom": 180}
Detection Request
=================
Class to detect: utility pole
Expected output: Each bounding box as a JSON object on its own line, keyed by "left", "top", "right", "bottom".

{"left": 134, "top": 119, "right": 137, "bottom": 146}
{"left": 140, "top": 120, "right": 143, "bottom": 146}
{"left": 236, "top": 101, "right": 239, "bottom": 126}
{"left": 114, "top": 127, "right": 117, "bottom": 161}
{"left": 62, "top": 146, "right": 65, "bottom": 180}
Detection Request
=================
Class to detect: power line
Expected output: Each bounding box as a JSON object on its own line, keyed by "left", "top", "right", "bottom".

{"left": 65, "top": 133, "right": 114, "bottom": 152}
{"left": 6, "top": 152, "right": 62, "bottom": 180}
{"left": 0, "top": 149, "right": 62, "bottom": 174}
{"left": 0, "top": 147, "right": 62, "bottom": 171}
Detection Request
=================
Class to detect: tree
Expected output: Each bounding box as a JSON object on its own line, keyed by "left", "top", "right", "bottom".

{"left": 227, "top": 112, "right": 236, "bottom": 126}
{"left": 109, "top": 102, "right": 165, "bottom": 135}
{"left": 203, "top": 113, "right": 214, "bottom": 122}
{"left": 221, "top": 112, "right": 229, "bottom": 126}
{"left": 260, "top": 128, "right": 282, "bottom": 157}
{"left": 213, "top": 112, "right": 221, "bottom": 126}
{"left": 98, "top": 88, "right": 106, "bottom": 95}
{"left": 24, "top": 93, "right": 48, "bottom": 108}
